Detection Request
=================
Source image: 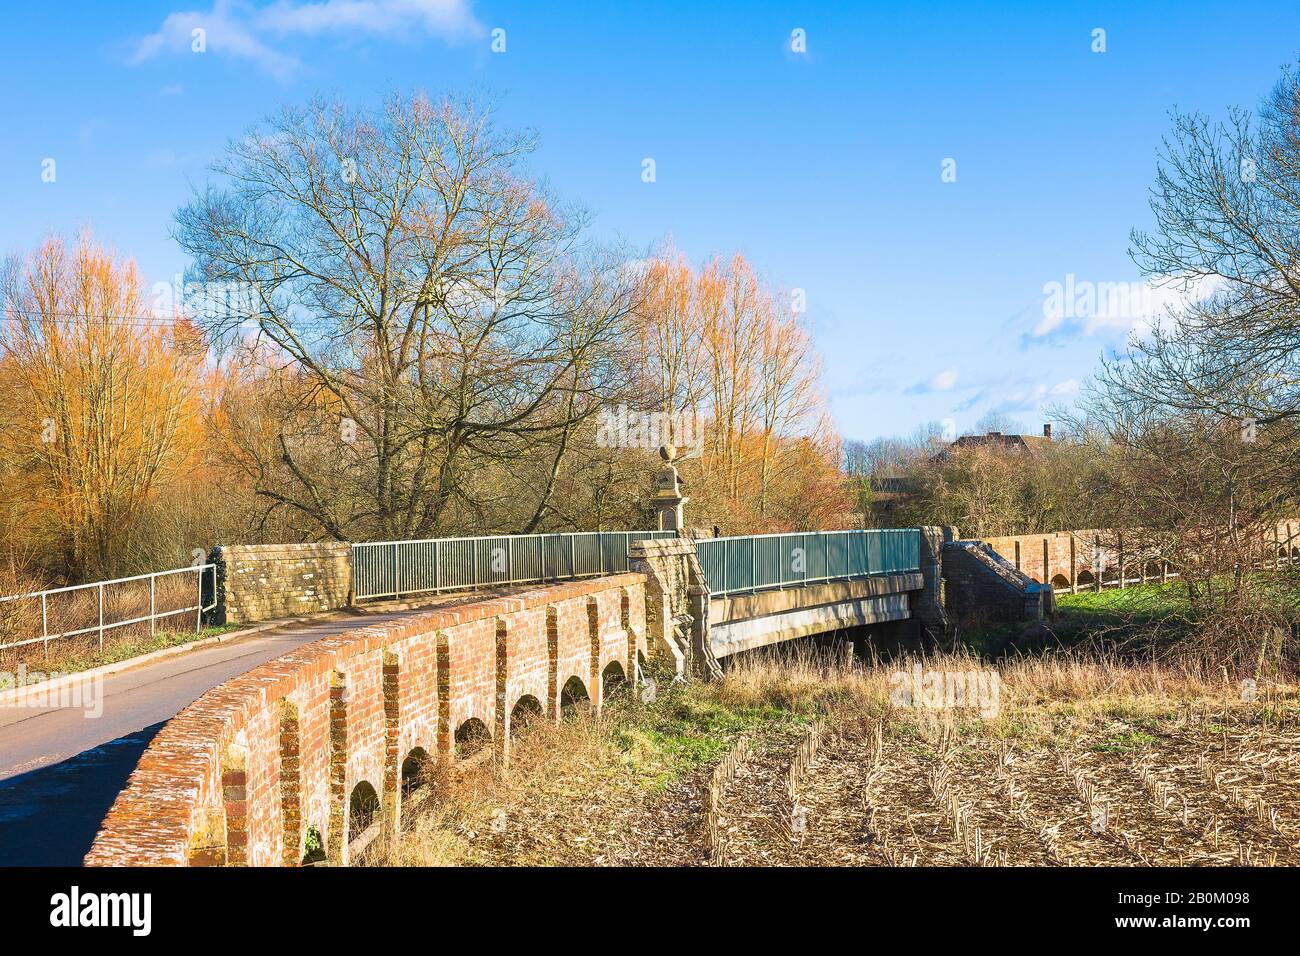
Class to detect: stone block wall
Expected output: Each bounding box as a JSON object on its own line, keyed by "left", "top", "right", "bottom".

{"left": 628, "top": 536, "right": 717, "bottom": 678}
{"left": 911, "top": 526, "right": 952, "bottom": 639}
{"left": 213, "top": 543, "right": 353, "bottom": 624}
{"left": 84, "top": 573, "right": 647, "bottom": 867}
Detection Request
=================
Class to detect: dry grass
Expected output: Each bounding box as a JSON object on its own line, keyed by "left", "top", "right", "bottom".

{"left": 379, "top": 699, "right": 713, "bottom": 866}
{"left": 0, "top": 570, "right": 206, "bottom": 673}
{"left": 373, "top": 646, "right": 1300, "bottom": 867}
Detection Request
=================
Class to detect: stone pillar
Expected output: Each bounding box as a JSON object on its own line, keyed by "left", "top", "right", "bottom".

{"left": 629, "top": 538, "right": 689, "bottom": 673}
{"left": 651, "top": 445, "right": 689, "bottom": 533}
{"left": 279, "top": 701, "right": 302, "bottom": 866}
{"left": 326, "top": 671, "right": 348, "bottom": 866}
{"left": 381, "top": 651, "right": 401, "bottom": 842}
{"left": 221, "top": 752, "right": 248, "bottom": 867}
{"left": 629, "top": 536, "right": 719, "bottom": 678}
{"left": 688, "top": 583, "right": 722, "bottom": 680}
{"left": 912, "top": 526, "right": 952, "bottom": 642}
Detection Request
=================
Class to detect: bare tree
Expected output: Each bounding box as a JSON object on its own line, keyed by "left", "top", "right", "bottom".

{"left": 177, "top": 93, "right": 639, "bottom": 540}
{"left": 1122, "top": 63, "right": 1300, "bottom": 430}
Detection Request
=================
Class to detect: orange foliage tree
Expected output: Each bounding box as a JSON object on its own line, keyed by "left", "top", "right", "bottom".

{"left": 634, "top": 245, "right": 847, "bottom": 532}
{"left": 0, "top": 235, "right": 208, "bottom": 580}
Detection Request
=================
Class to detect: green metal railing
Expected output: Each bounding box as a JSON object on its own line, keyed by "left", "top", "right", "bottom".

{"left": 695, "top": 529, "right": 921, "bottom": 596}
{"left": 352, "top": 531, "right": 674, "bottom": 601}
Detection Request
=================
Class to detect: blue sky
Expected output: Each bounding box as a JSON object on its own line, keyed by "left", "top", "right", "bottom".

{"left": 1, "top": 1, "right": 1297, "bottom": 441}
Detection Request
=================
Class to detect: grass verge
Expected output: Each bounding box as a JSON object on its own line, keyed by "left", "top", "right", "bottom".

{"left": 0, "top": 623, "right": 242, "bottom": 687}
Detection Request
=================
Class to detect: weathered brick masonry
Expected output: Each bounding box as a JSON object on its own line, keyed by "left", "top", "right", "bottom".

{"left": 84, "top": 573, "right": 647, "bottom": 867}
{"left": 982, "top": 521, "right": 1300, "bottom": 590}
{"left": 212, "top": 542, "right": 352, "bottom": 624}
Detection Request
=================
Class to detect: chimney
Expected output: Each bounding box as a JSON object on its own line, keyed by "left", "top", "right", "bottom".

{"left": 1043, "top": 423, "right": 1053, "bottom": 439}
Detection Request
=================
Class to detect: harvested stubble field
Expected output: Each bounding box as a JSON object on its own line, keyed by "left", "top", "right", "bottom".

{"left": 375, "top": 650, "right": 1300, "bottom": 867}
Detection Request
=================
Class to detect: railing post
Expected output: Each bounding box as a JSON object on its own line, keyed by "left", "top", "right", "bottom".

{"left": 98, "top": 582, "right": 105, "bottom": 654}
{"left": 434, "top": 541, "right": 441, "bottom": 593}
{"left": 195, "top": 568, "right": 202, "bottom": 634}
{"left": 41, "top": 592, "right": 48, "bottom": 661}
{"left": 150, "top": 574, "right": 156, "bottom": 639}
{"left": 394, "top": 542, "right": 401, "bottom": 599}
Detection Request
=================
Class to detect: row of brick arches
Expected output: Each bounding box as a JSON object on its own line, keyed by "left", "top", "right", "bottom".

{"left": 321, "top": 658, "right": 636, "bottom": 864}
{"left": 85, "top": 574, "right": 648, "bottom": 867}
{"left": 985, "top": 523, "right": 1300, "bottom": 593}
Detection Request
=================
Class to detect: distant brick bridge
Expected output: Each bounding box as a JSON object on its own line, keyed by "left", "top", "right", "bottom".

{"left": 983, "top": 520, "right": 1300, "bottom": 592}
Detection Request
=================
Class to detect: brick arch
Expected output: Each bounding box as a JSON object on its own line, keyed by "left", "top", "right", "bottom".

{"left": 348, "top": 781, "right": 380, "bottom": 841}
{"left": 454, "top": 717, "right": 492, "bottom": 760}
{"left": 560, "top": 674, "right": 591, "bottom": 714}
{"left": 601, "top": 659, "right": 628, "bottom": 699}
{"left": 400, "top": 747, "right": 430, "bottom": 798}
{"left": 508, "top": 694, "right": 544, "bottom": 737}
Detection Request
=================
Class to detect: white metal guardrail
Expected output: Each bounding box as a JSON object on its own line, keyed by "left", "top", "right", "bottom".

{"left": 0, "top": 564, "right": 217, "bottom": 657}
{"left": 352, "top": 531, "right": 675, "bottom": 601}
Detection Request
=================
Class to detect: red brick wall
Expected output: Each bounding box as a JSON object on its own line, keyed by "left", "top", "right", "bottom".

{"left": 983, "top": 521, "right": 1300, "bottom": 589}
{"left": 84, "top": 574, "right": 647, "bottom": 867}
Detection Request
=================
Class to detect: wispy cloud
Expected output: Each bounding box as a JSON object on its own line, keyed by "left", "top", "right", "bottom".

{"left": 955, "top": 377, "right": 1079, "bottom": 417}
{"left": 1021, "top": 273, "right": 1224, "bottom": 349}
{"left": 129, "top": 0, "right": 483, "bottom": 80}
{"left": 905, "top": 367, "right": 958, "bottom": 395}
{"left": 258, "top": 0, "right": 480, "bottom": 36}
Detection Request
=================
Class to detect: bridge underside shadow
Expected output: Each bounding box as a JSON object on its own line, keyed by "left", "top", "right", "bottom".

{"left": 708, "top": 572, "right": 922, "bottom": 659}
{"left": 0, "top": 722, "right": 161, "bottom": 866}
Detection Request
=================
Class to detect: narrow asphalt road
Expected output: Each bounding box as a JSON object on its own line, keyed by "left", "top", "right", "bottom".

{"left": 0, "top": 605, "right": 433, "bottom": 865}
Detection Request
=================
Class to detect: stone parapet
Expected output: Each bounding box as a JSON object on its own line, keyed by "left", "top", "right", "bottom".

{"left": 213, "top": 543, "right": 353, "bottom": 624}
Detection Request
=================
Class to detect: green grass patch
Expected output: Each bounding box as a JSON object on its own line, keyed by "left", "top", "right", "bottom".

{"left": 962, "top": 581, "right": 1197, "bottom": 659}
{"left": 612, "top": 681, "right": 807, "bottom": 791}
{"left": 1056, "top": 582, "right": 1190, "bottom": 619}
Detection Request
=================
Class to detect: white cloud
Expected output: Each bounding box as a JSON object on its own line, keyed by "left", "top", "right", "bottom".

{"left": 929, "top": 368, "right": 958, "bottom": 391}
{"left": 129, "top": 0, "right": 482, "bottom": 79}
{"left": 258, "top": 0, "right": 480, "bottom": 37}
{"left": 904, "top": 367, "right": 960, "bottom": 396}
{"left": 1033, "top": 273, "right": 1224, "bottom": 342}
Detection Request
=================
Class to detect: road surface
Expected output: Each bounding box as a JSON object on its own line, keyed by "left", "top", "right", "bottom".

{"left": 0, "top": 605, "right": 438, "bottom": 865}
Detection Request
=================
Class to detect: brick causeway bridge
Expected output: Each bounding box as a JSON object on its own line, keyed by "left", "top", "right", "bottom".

{"left": 83, "top": 519, "right": 1299, "bottom": 866}
{"left": 85, "top": 527, "right": 946, "bottom": 867}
